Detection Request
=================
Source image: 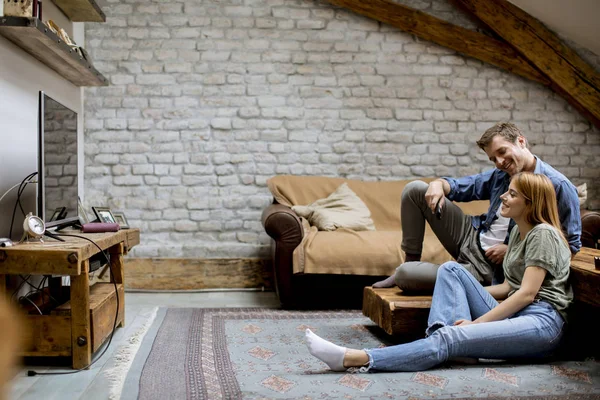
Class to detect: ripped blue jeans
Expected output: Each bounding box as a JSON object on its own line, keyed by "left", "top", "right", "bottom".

{"left": 365, "top": 262, "right": 566, "bottom": 372}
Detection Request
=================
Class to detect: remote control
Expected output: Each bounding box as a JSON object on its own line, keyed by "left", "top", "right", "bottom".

{"left": 435, "top": 199, "right": 443, "bottom": 220}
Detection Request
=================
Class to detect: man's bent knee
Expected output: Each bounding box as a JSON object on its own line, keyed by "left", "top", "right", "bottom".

{"left": 394, "top": 262, "right": 439, "bottom": 293}
{"left": 402, "top": 180, "right": 428, "bottom": 202}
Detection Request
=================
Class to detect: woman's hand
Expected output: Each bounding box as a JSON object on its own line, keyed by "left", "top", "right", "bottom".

{"left": 453, "top": 319, "right": 475, "bottom": 326}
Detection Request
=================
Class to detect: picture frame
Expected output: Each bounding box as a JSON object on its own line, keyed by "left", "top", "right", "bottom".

{"left": 49, "top": 206, "right": 66, "bottom": 222}
{"left": 112, "top": 211, "right": 130, "bottom": 229}
{"left": 78, "top": 197, "right": 90, "bottom": 224}
{"left": 91, "top": 207, "right": 117, "bottom": 224}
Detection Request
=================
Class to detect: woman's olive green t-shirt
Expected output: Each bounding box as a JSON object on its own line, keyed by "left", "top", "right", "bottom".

{"left": 503, "top": 223, "right": 573, "bottom": 321}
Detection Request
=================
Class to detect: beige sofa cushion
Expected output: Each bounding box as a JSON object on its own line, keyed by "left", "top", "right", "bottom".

{"left": 268, "top": 175, "right": 412, "bottom": 230}
{"left": 268, "top": 175, "right": 489, "bottom": 275}
{"left": 292, "top": 183, "right": 375, "bottom": 231}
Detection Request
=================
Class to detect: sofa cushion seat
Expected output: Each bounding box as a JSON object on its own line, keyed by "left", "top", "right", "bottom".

{"left": 296, "top": 229, "right": 403, "bottom": 275}
{"left": 295, "top": 227, "right": 474, "bottom": 275}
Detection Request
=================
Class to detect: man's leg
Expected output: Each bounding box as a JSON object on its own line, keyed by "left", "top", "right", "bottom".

{"left": 373, "top": 180, "right": 473, "bottom": 289}
{"left": 392, "top": 227, "right": 489, "bottom": 292}
{"left": 391, "top": 261, "right": 440, "bottom": 292}
{"left": 401, "top": 180, "right": 472, "bottom": 258}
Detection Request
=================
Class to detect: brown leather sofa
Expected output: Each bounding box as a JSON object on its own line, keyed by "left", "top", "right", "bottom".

{"left": 262, "top": 202, "right": 390, "bottom": 309}
{"left": 581, "top": 209, "right": 600, "bottom": 249}
{"left": 261, "top": 175, "right": 489, "bottom": 309}
{"left": 262, "top": 176, "right": 600, "bottom": 309}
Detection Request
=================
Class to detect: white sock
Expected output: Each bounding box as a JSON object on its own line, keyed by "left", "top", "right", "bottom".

{"left": 305, "top": 329, "right": 347, "bottom": 371}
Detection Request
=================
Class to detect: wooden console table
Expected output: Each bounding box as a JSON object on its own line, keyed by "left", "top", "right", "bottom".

{"left": 0, "top": 229, "right": 139, "bottom": 369}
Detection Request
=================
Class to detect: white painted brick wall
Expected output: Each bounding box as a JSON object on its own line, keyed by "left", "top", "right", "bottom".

{"left": 85, "top": 0, "right": 600, "bottom": 258}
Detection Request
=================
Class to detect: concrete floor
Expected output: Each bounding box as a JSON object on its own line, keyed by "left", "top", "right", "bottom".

{"left": 8, "top": 290, "right": 280, "bottom": 400}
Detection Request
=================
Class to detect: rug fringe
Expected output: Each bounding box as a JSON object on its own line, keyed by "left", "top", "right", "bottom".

{"left": 105, "top": 306, "right": 159, "bottom": 400}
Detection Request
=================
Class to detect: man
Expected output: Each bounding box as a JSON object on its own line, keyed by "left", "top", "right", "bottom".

{"left": 374, "top": 122, "right": 581, "bottom": 292}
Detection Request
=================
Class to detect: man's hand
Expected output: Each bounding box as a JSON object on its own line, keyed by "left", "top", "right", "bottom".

{"left": 454, "top": 319, "right": 474, "bottom": 327}
{"left": 425, "top": 180, "right": 446, "bottom": 213}
{"left": 485, "top": 244, "right": 508, "bottom": 265}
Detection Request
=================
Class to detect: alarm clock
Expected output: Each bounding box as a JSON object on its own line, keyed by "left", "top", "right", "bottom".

{"left": 21, "top": 212, "right": 46, "bottom": 243}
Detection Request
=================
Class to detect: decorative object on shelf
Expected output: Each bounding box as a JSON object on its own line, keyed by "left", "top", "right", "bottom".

{"left": 49, "top": 206, "right": 67, "bottom": 222}
{"left": 32, "top": 0, "right": 41, "bottom": 19}
{"left": 3, "top": 0, "right": 33, "bottom": 17}
{"left": 20, "top": 212, "right": 45, "bottom": 243}
{"left": 46, "top": 19, "right": 78, "bottom": 52}
{"left": 0, "top": 238, "right": 14, "bottom": 247}
{"left": 112, "top": 211, "right": 130, "bottom": 230}
{"left": 92, "top": 206, "right": 117, "bottom": 224}
{"left": 78, "top": 196, "right": 90, "bottom": 224}
{"left": 78, "top": 46, "right": 92, "bottom": 65}
{"left": 81, "top": 222, "right": 119, "bottom": 233}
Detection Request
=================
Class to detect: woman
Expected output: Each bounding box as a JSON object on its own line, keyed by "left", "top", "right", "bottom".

{"left": 306, "top": 172, "right": 572, "bottom": 372}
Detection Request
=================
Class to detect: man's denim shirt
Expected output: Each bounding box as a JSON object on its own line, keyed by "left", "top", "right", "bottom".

{"left": 444, "top": 156, "right": 582, "bottom": 255}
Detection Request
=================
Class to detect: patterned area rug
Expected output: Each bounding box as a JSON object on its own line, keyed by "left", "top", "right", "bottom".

{"left": 121, "top": 308, "right": 599, "bottom": 400}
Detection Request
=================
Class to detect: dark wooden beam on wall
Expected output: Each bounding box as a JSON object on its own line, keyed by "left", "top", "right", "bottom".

{"left": 324, "top": 0, "right": 549, "bottom": 85}
{"left": 455, "top": 0, "right": 600, "bottom": 128}
{"left": 123, "top": 258, "right": 273, "bottom": 290}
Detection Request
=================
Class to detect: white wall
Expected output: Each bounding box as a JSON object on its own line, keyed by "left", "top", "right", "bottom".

{"left": 0, "top": 3, "right": 83, "bottom": 241}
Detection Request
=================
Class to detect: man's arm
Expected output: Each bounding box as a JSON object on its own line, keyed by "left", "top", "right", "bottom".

{"left": 424, "top": 179, "right": 451, "bottom": 213}
{"left": 556, "top": 181, "right": 582, "bottom": 255}
{"left": 443, "top": 169, "right": 495, "bottom": 203}
{"left": 427, "top": 169, "right": 497, "bottom": 214}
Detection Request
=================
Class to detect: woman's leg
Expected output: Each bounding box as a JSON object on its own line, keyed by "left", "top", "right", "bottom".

{"left": 426, "top": 262, "right": 498, "bottom": 336}
{"left": 366, "top": 302, "right": 564, "bottom": 372}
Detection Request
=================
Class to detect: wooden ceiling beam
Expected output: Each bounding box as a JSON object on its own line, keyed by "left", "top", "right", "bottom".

{"left": 324, "top": 0, "right": 549, "bottom": 85}
{"left": 455, "top": 0, "right": 600, "bottom": 128}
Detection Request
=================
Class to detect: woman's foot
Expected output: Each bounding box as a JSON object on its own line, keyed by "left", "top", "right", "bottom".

{"left": 305, "top": 329, "right": 347, "bottom": 371}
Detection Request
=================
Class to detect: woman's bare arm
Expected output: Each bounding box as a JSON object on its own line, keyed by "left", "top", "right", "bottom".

{"left": 474, "top": 266, "right": 546, "bottom": 324}
{"left": 485, "top": 280, "right": 511, "bottom": 300}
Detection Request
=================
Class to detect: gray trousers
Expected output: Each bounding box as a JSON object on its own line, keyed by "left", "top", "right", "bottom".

{"left": 396, "top": 180, "right": 500, "bottom": 293}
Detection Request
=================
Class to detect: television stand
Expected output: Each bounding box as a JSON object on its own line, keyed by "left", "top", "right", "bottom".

{"left": 0, "top": 229, "right": 140, "bottom": 369}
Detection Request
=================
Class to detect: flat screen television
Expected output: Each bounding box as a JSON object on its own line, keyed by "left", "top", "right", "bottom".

{"left": 37, "top": 91, "right": 80, "bottom": 229}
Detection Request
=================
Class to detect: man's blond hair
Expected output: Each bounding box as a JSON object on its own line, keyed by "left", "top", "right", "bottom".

{"left": 476, "top": 122, "right": 524, "bottom": 150}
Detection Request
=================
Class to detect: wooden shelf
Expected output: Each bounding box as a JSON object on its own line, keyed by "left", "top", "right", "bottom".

{"left": 51, "top": 0, "right": 106, "bottom": 23}
{"left": 0, "top": 16, "right": 107, "bottom": 87}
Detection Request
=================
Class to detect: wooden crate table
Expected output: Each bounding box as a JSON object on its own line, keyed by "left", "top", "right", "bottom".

{"left": 363, "top": 247, "right": 600, "bottom": 337}
{"left": 569, "top": 247, "right": 600, "bottom": 308}
{"left": 0, "top": 229, "right": 139, "bottom": 369}
{"left": 362, "top": 287, "right": 432, "bottom": 336}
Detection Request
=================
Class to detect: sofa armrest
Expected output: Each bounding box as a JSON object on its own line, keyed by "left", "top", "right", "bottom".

{"left": 262, "top": 203, "right": 303, "bottom": 243}
{"left": 261, "top": 203, "right": 304, "bottom": 307}
{"left": 581, "top": 210, "right": 600, "bottom": 249}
